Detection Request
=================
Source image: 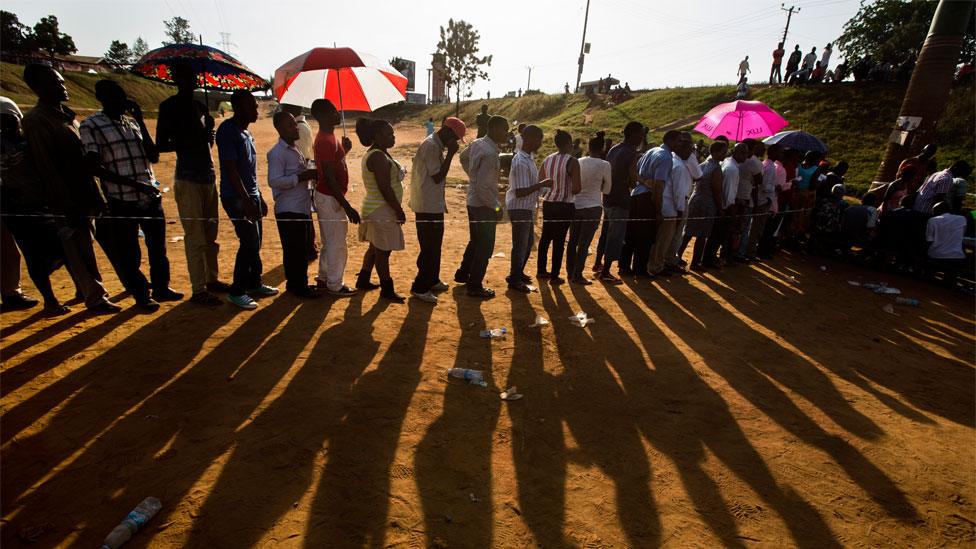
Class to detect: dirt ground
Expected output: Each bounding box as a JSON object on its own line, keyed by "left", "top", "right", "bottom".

{"left": 1, "top": 112, "right": 974, "bottom": 548}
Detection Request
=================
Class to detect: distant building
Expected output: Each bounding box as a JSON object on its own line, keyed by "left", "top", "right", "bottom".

{"left": 430, "top": 54, "right": 447, "bottom": 104}
{"left": 406, "top": 92, "right": 426, "bottom": 105}
{"left": 53, "top": 54, "right": 113, "bottom": 73}
{"left": 579, "top": 76, "right": 619, "bottom": 95}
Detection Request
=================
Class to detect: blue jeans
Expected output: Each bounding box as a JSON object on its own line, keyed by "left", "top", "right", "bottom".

{"left": 601, "top": 205, "right": 629, "bottom": 264}
{"left": 566, "top": 206, "right": 602, "bottom": 281}
{"left": 222, "top": 194, "right": 263, "bottom": 296}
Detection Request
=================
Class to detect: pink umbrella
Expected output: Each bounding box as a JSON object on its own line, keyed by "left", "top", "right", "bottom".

{"left": 273, "top": 47, "right": 407, "bottom": 131}
{"left": 693, "top": 100, "right": 788, "bottom": 140}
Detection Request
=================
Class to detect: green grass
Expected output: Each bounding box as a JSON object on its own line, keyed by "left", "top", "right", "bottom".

{"left": 1, "top": 62, "right": 192, "bottom": 117}
{"left": 377, "top": 82, "right": 975, "bottom": 195}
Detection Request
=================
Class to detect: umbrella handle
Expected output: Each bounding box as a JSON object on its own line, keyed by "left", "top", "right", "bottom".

{"left": 334, "top": 42, "right": 346, "bottom": 137}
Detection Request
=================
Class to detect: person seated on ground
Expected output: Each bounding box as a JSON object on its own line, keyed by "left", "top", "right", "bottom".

{"left": 878, "top": 194, "right": 928, "bottom": 271}
{"left": 841, "top": 193, "right": 879, "bottom": 251}
{"left": 897, "top": 144, "right": 937, "bottom": 193}
{"left": 811, "top": 183, "right": 848, "bottom": 254}
{"left": 735, "top": 78, "right": 749, "bottom": 99}
{"left": 810, "top": 61, "right": 826, "bottom": 83}
{"left": 816, "top": 160, "right": 848, "bottom": 202}
{"left": 925, "top": 201, "right": 967, "bottom": 287}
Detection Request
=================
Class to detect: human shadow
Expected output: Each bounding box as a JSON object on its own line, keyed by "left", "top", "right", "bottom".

{"left": 630, "top": 278, "right": 918, "bottom": 529}
{"left": 1, "top": 279, "right": 309, "bottom": 547}
{"left": 503, "top": 290, "right": 571, "bottom": 547}
{"left": 699, "top": 256, "right": 975, "bottom": 428}
{"left": 594, "top": 284, "right": 841, "bottom": 547}
{"left": 537, "top": 284, "right": 660, "bottom": 547}
{"left": 181, "top": 298, "right": 385, "bottom": 548}
{"left": 304, "top": 299, "right": 432, "bottom": 547}
{"left": 415, "top": 287, "right": 501, "bottom": 547}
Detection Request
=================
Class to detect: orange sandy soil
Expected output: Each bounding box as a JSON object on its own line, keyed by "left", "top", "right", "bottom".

{"left": 1, "top": 113, "right": 974, "bottom": 548}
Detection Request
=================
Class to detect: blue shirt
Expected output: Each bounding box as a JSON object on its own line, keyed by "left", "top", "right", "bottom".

{"left": 634, "top": 144, "right": 672, "bottom": 196}
{"left": 216, "top": 119, "right": 258, "bottom": 199}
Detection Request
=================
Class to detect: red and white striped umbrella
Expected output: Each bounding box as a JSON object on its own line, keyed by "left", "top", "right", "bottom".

{"left": 273, "top": 47, "right": 407, "bottom": 111}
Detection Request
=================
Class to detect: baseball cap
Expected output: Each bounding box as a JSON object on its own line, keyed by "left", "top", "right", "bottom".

{"left": 0, "top": 97, "right": 23, "bottom": 120}
{"left": 442, "top": 117, "right": 467, "bottom": 142}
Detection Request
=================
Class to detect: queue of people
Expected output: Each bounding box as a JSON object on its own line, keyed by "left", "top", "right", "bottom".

{"left": 1, "top": 63, "right": 971, "bottom": 315}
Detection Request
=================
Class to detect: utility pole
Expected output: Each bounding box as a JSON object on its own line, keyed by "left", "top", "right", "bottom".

{"left": 575, "top": 0, "right": 591, "bottom": 93}
{"left": 780, "top": 4, "right": 800, "bottom": 45}
{"left": 218, "top": 32, "right": 237, "bottom": 55}
{"left": 526, "top": 66, "right": 533, "bottom": 92}
{"left": 875, "top": 0, "right": 975, "bottom": 183}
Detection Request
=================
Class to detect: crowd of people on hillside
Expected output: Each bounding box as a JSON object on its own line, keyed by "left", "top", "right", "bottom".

{"left": 0, "top": 63, "right": 971, "bottom": 315}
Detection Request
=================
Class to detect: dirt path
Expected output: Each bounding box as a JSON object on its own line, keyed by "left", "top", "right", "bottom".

{"left": 1, "top": 115, "right": 973, "bottom": 548}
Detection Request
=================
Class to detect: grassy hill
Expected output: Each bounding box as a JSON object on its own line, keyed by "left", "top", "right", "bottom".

{"left": 378, "top": 82, "right": 975, "bottom": 194}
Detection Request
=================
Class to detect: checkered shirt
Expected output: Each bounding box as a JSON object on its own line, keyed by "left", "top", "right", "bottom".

{"left": 80, "top": 112, "right": 154, "bottom": 203}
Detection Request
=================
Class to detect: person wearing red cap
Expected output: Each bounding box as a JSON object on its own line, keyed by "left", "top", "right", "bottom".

{"left": 408, "top": 116, "right": 465, "bottom": 303}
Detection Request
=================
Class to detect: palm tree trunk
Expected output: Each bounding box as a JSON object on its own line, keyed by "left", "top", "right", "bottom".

{"left": 874, "top": 0, "right": 975, "bottom": 183}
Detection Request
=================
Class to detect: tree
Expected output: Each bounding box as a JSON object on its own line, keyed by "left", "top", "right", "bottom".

{"left": 0, "top": 11, "right": 36, "bottom": 58}
{"left": 132, "top": 36, "right": 149, "bottom": 60}
{"left": 163, "top": 16, "right": 194, "bottom": 45}
{"left": 433, "top": 19, "right": 492, "bottom": 116}
{"left": 837, "top": 0, "right": 975, "bottom": 66}
{"left": 104, "top": 40, "right": 132, "bottom": 70}
{"left": 32, "top": 15, "right": 76, "bottom": 60}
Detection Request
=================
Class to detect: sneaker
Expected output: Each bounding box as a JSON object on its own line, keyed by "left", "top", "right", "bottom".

{"left": 152, "top": 287, "right": 184, "bottom": 302}
{"left": 507, "top": 282, "right": 532, "bottom": 293}
{"left": 136, "top": 298, "right": 161, "bottom": 312}
{"left": 430, "top": 281, "right": 450, "bottom": 292}
{"left": 328, "top": 285, "right": 358, "bottom": 298}
{"left": 206, "top": 281, "right": 232, "bottom": 293}
{"left": 43, "top": 303, "right": 71, "bottom": 316}
{"left": 600, "top": 273, "right": 623, "bottom": 285}
{"left": 190, "top": 291, "right": 222, "bottom": 305}
{"left": 466, "top": 287, "right": 496, "bottom": 299}
{"left": 90, "top": 301, "right": 123, "bottom": 314}
{"left": 228, "top": 294, "right": 258, "bottom": 310}
{"left": 288, "top": 286, "right": 321, "bottom": 299}
{"left": 412, "top": 291, "right": 438, "bottom": 303}
{"left": 247, "top": 284, "right": 279, "bottom": 296}
{"left": 571, "top": 277, "right": 593, "bottom": 286}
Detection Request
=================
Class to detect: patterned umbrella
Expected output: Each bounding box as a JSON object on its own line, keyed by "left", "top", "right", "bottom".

{"left": 762, "top": 130, "right": 828, "bottom": 153}
{"left": 693, "top": 100, "right": 788, "bottom": 141}
{"left": 130, "top": 43, "right": 267, "bottom": 91}
{"left": 273, "top": 47, "right": 407, "bottom": 111}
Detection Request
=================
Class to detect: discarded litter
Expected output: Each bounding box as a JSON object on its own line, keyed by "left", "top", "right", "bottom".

{"left": 101, "top": 496, "right": 162, "bottom": 549}
{"left": 819, "top": 265, "right": 827, "bottom": 272}
{"left": 862, "top": 283, "right": 881, "bottom": 290}
{"left": 529, "top": 315, "right": 549, "bottom": 327}
{"left": 874, "top": 286, "right": 901, "bottom": 295}
{"left": 138, "top": 229, "right": 145, "bottom": 238}
{"left": 491, "top": 252, "right": 506, "bottom": 258}
{"left": 500, "top": 386, "right": 523, "bottom": 401}
{"left": 161, "top": 186, "right": 170, "bottom": 193}
{"left": 448, "top": 368, "right": 488, "bottom": 387}
{"left": 882, "top": 303, "right": 897, "bottom": 315}
{"left": 847, "top": 280, "right": 861, "bottom": 286}
{"left": 895, "top": 297, "right": 920, "bottom": 307}
{"left": 169, "top": 235, "right": 184, "bottom": 242}
{"left": 568, "top": 311, "right": 595, "bottom": 328}
{"left": 469, "top": 493, "right": 480, "bottom": 502}
{"left": 480, "top": 327, "right": 507, "bottom": 339}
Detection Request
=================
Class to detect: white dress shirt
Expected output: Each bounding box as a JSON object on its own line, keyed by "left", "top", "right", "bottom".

{"left": 460, "top": 136, "right": 501, "bottom": 208}
{"left": 721, "top": 158, "right": 740, "bottom": 209}
{"left": 664, "top": 153, "right": 694, "bottom": 217}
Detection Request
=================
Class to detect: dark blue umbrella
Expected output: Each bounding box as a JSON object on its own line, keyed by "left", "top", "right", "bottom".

{"left": 130, "top": 43, "right": 267, "bottom": 91}
{"left": 762, "top": 130, "right": 828, "bottom": 153}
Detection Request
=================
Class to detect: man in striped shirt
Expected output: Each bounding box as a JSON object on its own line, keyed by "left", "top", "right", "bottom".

{"left": 537, "top": 130, "right": 581, "bottom": 284}
{"left": 505, "top": 125, "right": 551, "bottom": 293}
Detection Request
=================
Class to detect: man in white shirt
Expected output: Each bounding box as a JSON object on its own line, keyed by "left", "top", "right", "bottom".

{"left": 738, "top": 56, "right": 751, "bottom": 83}
{"left": 668, "top": 147, "right": 702, "bottom": 270}
{"left": 733, "top": 140, "right": 764, "bottom": 260}
{"left": 505, "top": 125, "right": 551, "bottom": 293}
{"left": 267, "top": 112, "right": 319, "bottom": 298}
{"left": 703, "top": 142, "right": 748, "bottom": 267}
{"left": 747, "top": 143, "right": 784, "bottom": 259}
{"left": 820, "top": 43, "right": 833, "bottom": 71}
{"left": 803, "top": 47, "right": 818, "bottom": 71}
{"left": 456, "top": 115, "right": 508, "bottom": 298}
{"left": 926, "top": 201, "right": 967, "bottom": 286}
{"left": 280, "top": 104, "right": 318, "bottom": 261}
{"left": 409, "top": 117, "right": 465, "bottom": 303}
{"left": 567, "top": 135, "right": 612, "bottom": 284}
{"left": 648, "top": 133, "right": 695, "bottom": 277}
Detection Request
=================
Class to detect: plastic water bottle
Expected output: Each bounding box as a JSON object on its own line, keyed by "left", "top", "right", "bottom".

{"left": 479, "top": 327, "right": 507, "bottom": 339}
{"left": 101, "top": 497, "right": 162, "bottom": 549}
{"left": 895, "top": 297, "right": 920, "bottom": 307}
{"left": 448, "top": 368, "right": 487, "bottom": 386}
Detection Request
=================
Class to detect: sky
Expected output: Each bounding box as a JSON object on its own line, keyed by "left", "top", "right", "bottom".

{"left": 6, "top": 0, "right": 863, "bottom": 98}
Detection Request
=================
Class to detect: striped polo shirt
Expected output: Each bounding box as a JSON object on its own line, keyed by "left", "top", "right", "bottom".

{"left": 541, "top": 152, "right": 574, "bottom": 203}
{"left": 505, "top": 150, "right": 540, "bottom": 211}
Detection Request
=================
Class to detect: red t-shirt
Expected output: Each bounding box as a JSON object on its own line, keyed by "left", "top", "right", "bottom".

{"left": 314, "top": 131, "right": 348, "bottom": 196}
{"left": 772, "top": 48, "right": 785, "bottom": 65}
